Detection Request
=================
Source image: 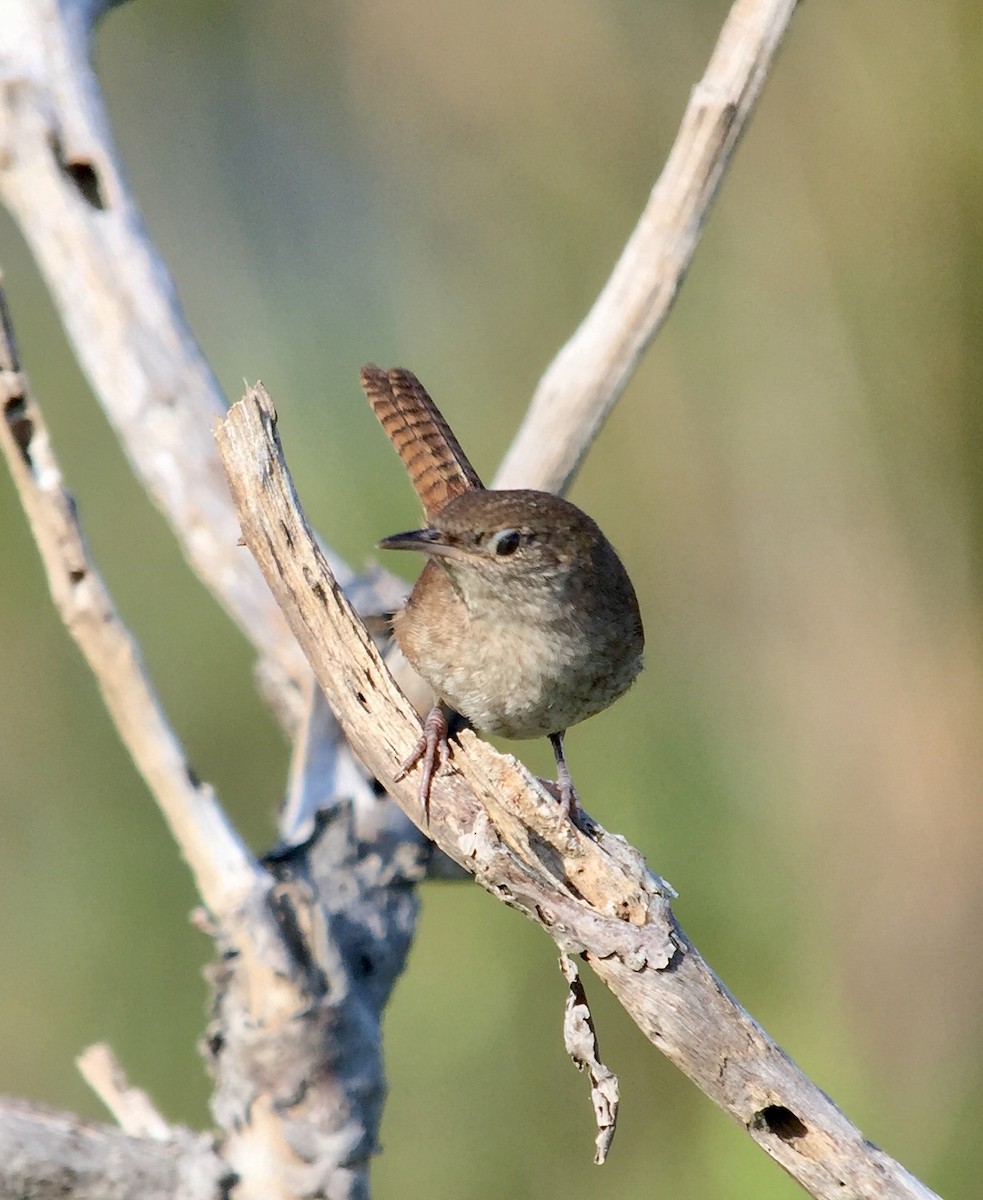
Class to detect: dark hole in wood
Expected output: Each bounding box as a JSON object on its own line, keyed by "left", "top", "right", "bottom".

{"left": 64, "top": 160, "right": 106, "bottom": 210}
{"left": 754, "top": 1105, "right": 808, "bottom": 1142}
{"left": 49, "top": 132, "right": 107, "bottom": 209}
{"left": 4, "top": 395, "right": 33, "bottom": 461}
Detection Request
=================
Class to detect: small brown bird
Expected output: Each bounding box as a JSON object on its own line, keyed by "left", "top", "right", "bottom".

{"left": 361, "top": 364, "right": 644, "bottom": 826}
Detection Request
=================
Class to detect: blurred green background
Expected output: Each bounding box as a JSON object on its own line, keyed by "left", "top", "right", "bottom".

{"left": 2, "top": 1, "right": 981, "bottom": 1196}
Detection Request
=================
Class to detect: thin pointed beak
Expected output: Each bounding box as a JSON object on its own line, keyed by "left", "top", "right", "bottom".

{"left": 378, "top": 528, "right": 466, "bottom": 561}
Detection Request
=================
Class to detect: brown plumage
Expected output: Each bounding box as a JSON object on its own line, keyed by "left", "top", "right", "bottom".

{"left": 359, "top": 365, "right": 482, "bottom": 522}
{"left": 361, "top": 365, "right": 644, "bottom": 827}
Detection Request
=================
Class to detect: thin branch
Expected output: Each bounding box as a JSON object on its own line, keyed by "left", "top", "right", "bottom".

{"left": 493, "top": 0, "right": 800, "bottom": 494}
{"left": 217, "top": 384, "right": 940, "bottom": 1200}
{"left": 76, "top": 1045, "right": 173, "bottom": 1141}
{"left": 0, "top": 0, "right": 307, "bottom": 716}
{"left": 0, "top": 284, "right": 262, "bottom": 920}
{"left": 0, "top": 284, "right": 416, "bottom": 1200}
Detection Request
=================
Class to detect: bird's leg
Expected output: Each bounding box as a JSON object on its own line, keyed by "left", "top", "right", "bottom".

{"left": 549, "top": 731, "right": 585, "bottom": 826}
{"left": 395, "top": 703, "right": 450, "bottom": 818}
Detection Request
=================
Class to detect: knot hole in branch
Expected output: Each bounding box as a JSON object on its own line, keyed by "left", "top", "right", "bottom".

{"left": 3, "top": 394, "right": 33, "bottom": 462}
{"left": 753, "top": 1104, "right": 808, "bottom": 1143}
{"left": 49, "top": 133, "right": 106, "bottom": 210}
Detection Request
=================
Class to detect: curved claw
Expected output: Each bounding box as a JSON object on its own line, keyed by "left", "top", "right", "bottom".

{"left": 394, "top": 704, "right": 450, "bottom": 820}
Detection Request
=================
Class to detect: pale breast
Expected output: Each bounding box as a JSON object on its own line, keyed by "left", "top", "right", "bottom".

{"left": 394, "top": 562, "right": 642, "bottom": 740}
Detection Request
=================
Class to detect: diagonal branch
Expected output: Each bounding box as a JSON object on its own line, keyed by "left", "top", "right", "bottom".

{"left": 0, "top": 283, "right": 261, "bottom": 919}
{"left": 0, "top": 0, "right": 307, "bottom": 717}
{"left": 217, "top": 383, "right": 940, "bottom": 1200}
{"left": 76, "top": 1044, "right": 173, "bottom": 1141}
{"left": 493, "top": 0, "right": 800, "bottom": 494}
{"left": 217, "top": 386, "right": 668, "bottom": 935}
{"left": 0, "top": 286, "right": 417, "bottom": 1200}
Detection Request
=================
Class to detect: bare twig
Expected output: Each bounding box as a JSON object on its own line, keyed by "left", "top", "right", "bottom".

{"left": 0, "top": 0, "right": 307, "bottom": 715}
{"left": 217, "top": 384, "right": 939, "bottom": 1200}
{"left": 76, "top": 1045, "right": 173, "bottom": 1141}
{"left": 559, "top": 954, "right": 619, "bottom": 1166}
{"left": 0, "top": 285, "right": 261, "bottom": 919}
{"left": 0, "top": 288, "right": 418, "bottom": 1200}
{"left": 493, "top": 0, "right": 800, "bottom": 494}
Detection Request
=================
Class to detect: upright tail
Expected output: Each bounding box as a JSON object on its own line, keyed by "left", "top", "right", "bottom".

{"left": 360, "top": 365, "right": 483, "bottom": 520}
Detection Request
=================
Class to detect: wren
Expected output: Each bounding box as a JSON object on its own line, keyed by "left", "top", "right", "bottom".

{"left": 361, "top": 364, "right": 644, "bottom": 827}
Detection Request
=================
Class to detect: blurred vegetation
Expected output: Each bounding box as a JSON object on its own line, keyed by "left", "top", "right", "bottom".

{"left": 2, "top": 1, "right": 981, "bottom": 1197}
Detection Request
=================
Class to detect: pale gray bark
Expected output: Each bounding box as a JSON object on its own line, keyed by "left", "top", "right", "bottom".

{"left": 217, "top": 383, "right": 938, "bottom": 1200}
{"left": 0, "top": 1097, "right": 225, "bottom": 1200}
{"left": 0, "top": 1, "right": 935, "bottom": 1198}
{"left": 0, "top": 290, "right": 423, "bottom": 1200}
{"left": 494, "top": 0, "right": 801, "bottom": 495}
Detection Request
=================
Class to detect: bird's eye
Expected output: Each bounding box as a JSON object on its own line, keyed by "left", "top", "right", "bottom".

{"left": 489, "top": 528, "right": 521, "bottom": 557}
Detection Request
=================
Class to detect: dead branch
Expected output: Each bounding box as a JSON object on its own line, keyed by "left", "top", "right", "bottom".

{"left": 0, "top": 0, "right": 307, "bottom": 718}
{"left": 216, "top": 383, "right": 939, "bottom": 1200}
{"left": 0, "top": 286, "right": 260, "bottom": 918}
{"left": 0, "top": 0, "right": 938, "bottom": 1197}
{"left": 76, "top": 1045, "right": 173, "bottom": 1141}
{"left": 0, "top": 291, "right": 421, "bottom": 1200}
{"left": 494, "top": 0, "right": 800, "bottom": 493}
{"left": 0, "top": 1096, "right": 223, "bottom": 1200}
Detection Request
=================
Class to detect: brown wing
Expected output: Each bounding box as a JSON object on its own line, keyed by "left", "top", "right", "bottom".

{"left": 360, "top": 365, "right": 483, "bottom": 520}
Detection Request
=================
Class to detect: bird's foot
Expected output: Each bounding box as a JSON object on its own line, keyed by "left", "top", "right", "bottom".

{"left": 556, "top": 774, "right": 579, "bottom": 823}
{"left": 549, "top": 732, "right": 598, "bottom": 835}
{"left": 551, "top": 732, "right": 579, "bottom": 822}
{"left": 395, "top": 704, "right": 450, "bottom": 820}
{"left": 556, "top": 778, "right": 599, "bottom": 835}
